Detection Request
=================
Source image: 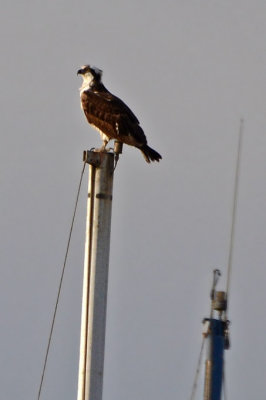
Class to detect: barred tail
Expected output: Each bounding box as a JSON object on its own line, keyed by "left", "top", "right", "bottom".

{"left": 140, "top": 144, "right": 162, "bottom": 163}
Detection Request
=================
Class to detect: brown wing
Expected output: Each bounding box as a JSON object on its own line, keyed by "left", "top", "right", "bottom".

{"left": 80, "top": 89, "right": 147, "bottom": 146}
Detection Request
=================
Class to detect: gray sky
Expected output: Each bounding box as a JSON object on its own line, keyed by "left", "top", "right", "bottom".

{"left": 1, "top": 1, "right": 266, "bottom": 399}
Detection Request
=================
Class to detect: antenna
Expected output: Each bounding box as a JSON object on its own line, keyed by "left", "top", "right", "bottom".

{"left": 202, "top": 120, "right": 243, "bottom": 400}
{"left": 226, "top": 119, "right": 244, "bottom": 314}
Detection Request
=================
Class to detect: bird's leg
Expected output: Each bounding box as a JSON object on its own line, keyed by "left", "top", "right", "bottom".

{"left": 95, "top": 139, "right": 109, "bottom": 153}
{"left": 103, "top": 139, "right": 114, "bottom": 153}
{"left": 100, "top": 140, "right": 108, "bottom": 152}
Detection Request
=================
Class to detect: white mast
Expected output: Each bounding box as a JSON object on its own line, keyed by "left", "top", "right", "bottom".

{"left": 77, "top": 150, "right": 116, "bottom": 400}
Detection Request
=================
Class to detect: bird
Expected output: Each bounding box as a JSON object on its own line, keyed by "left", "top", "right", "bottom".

{"left": 77, "top": 65, "right": 162, "bottom": 163}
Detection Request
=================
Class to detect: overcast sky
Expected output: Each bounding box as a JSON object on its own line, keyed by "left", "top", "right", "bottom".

{"left": 1, "top": 1, "right": 266, "bottom": 399}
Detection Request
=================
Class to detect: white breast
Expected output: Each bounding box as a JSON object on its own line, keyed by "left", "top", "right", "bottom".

{"left": 79, "top": 72, "right": 94, "bottom": 95}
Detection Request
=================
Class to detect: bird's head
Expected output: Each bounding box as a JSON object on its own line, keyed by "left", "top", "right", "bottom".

{"left": 77, "top": 65, "right": 103, "bottom": 87}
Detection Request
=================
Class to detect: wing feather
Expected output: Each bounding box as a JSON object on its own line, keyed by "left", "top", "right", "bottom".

{"left": 80, "top": 89, "right": 147, "bottom": 146}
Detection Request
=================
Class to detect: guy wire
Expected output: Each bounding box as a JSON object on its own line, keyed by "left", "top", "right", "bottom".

{"left": 37, "top": 160, "right": 86, "bottom": 400}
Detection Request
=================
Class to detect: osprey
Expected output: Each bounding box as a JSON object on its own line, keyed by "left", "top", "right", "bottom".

{"left": 77, "top": 65, "right": 162, "bottom": 163}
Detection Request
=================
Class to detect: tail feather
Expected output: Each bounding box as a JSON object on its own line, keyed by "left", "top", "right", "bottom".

{"left": 140, "top": 144, "right": 162, "bottom": 163}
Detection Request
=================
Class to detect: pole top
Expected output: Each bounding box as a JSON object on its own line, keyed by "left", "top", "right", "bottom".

{"left": 83, "top": 150, "right": 104, "bottom": 167}
{"left": 83, "top": 142, "right": 123, "bottom": 170}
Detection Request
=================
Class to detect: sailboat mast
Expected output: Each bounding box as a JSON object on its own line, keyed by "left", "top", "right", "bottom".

{"left": 77, "top": 150, "right": 115, "bottom": 400}
{"left": 203, "top": 270, "right": 230, "bottom": 400}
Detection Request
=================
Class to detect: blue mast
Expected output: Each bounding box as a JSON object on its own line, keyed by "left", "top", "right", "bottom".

{"left": 203, "top": 270, "right": 230, "bottom": 400}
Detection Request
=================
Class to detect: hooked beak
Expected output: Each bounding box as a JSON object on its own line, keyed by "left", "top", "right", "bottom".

{"left": 77, "top": 69, "right": 83, "bottom": 76}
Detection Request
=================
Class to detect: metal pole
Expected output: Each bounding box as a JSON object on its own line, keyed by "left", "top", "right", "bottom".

{"left": 77, "top": 151, "right": 114, "bottom": 400}
{"left": 203, "top": 272, "right": 229, "bottom": 400}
